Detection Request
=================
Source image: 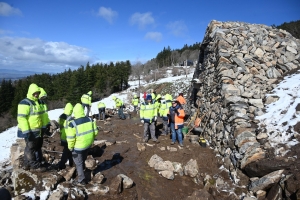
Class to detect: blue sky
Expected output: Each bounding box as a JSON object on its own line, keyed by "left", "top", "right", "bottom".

{"left": 0, "top": 0, "right": 299, "bottom": 73}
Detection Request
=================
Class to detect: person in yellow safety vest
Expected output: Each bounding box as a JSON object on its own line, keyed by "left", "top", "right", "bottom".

{"left": 151, "top": 91, "right": 156, "bottom": 103}
{"left": 81, "top": 91, "right": 92, "bottom": 117}
{"left": 57, "top": 103, "right": 74, "bottom": 170}
{"left": 17, "top": 83, "right": 48, "bottom": 172}
{"left": 140, "top": 94, "right": 160, "bottom": 143}
{"left": 39, "top": 87, "right": 51, "bottom": 137}
{"left": 131, "top": 94, "right": 139, "bottom": 112}
{"left": 168, "top": 99, "right": 185, "bottom": 147}
{"left": 154, "top": 94, "right": 162, "bottom": 116}
{"left": 67, "top": 103, "right": 98, "bottom": 186}
{"left": 159, "top": 94, "right": 172, "bottom": 136}
{"left": 112, "top": 96, "right": 126, "bottom": 119}
{"left": 98, "top": 101, "right": 106, "bottom": 121}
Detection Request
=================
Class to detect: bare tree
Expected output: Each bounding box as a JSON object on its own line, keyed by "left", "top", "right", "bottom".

{"left": 181, "top": 49, "right": 191, "bottom": 77}
{"left": 171, "top": 50, "right": 180, "bottom": 66}
{"left": 132, "top": 61, "right": 144, "bottom": 93}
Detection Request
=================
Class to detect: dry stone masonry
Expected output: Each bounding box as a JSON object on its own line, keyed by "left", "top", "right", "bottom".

{"left": 191, "top": 20, "right": 300, "bottom": 198}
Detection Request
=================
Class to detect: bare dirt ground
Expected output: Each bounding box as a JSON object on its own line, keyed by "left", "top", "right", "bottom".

{"left": 43, "top": 111, "right": 236, "bottom": 200}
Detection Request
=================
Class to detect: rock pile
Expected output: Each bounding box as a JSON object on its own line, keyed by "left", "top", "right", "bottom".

{"left": 1, "top": 137, "right": 134, "bottom": 199}
{"left": 191, "top": 20, "right": 300, "bottom": 199}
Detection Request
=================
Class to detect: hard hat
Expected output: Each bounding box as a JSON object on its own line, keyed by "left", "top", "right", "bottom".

{"left": 112, "top": 96, "right": 116, "bottom": 100}
{"left": 134, "top": 94, "right": 137, "bottom": 98}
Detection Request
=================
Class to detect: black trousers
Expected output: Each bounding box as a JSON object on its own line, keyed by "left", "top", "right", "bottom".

{"left": 24, "top": 137, "right": 43, "bottom": 169}
{"left": 59, "top": 142, "right": 73, "bottom": 168}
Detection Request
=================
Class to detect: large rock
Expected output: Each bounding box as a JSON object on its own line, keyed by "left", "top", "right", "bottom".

{"left": 12, "top": 169, "right": 39, "bottom": 196}
{"left": 184, "top": 159, "right": 199, "bottom": 178}
{"left": 240, "top": 147, "right": 265, "bottom": 169}
{"left": 148, "top": 154, "right": 163, "bottom": 168}
{"left": 87, "top": 184, "right": 109, "bottom": 195}
{"left": 109, "top": 175, "right": 123, "bottom": 194}
{"left": 249, "top": 170, "right": 284, "bottom": 193}
{"left": 158, "top": 170, "right": 174, "bottom": 180}
{"left": 10, "top": 139, "right": 26, "bottom": 170}
{"left": 118, "top": 174, "right": 134, "bottom": 189}
{"left": 58, "top": 167, "right": 76, "bottom": 181}
{"left": 91, "top": 172, "right": 105, "bottom": 184}
{"left": 244, "top": 157, "right": 293, "bottom": 177}
{"left": 154, "top": 160, "right": 174, "bottom": 172}
{"left": 85, "top": 155, "right": 97, "bottom": 170}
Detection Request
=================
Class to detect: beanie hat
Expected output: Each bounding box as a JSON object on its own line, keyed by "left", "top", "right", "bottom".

{"left": 146, "top": 94, "right": 152, "bottom": 100}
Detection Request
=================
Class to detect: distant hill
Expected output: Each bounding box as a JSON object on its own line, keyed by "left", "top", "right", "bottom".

{"left": 275, "top": 20, "right": 300, "bottom": 39}
{"left": 0, "top": 69, "right": 42, "bottom": 82}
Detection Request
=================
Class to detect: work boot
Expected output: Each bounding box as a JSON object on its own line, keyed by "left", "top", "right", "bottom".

{"left": 179, "top": 143, "right": 184, "bottom": 147}
{"left": 153, "top": 140, "right": 160, "bottom": 144}
{"left": 170, "top": 142, "right": 175, "bottom": 145}
{"left": 73, "top": 179, "right": 87, "bottom": 186}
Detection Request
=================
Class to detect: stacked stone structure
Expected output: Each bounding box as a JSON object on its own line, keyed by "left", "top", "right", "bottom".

{"left": 191, "top": 20, "right": 300, "bottom": 198}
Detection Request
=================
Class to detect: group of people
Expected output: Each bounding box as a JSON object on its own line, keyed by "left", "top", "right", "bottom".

{"left": 17, "top": 85, "right": 98, "bottom": 186}
{"left": 16, "top": 83, "right": 187, "bottom": 187}
{"left": 139, "top": 91, "right": 187, "bottom": 146}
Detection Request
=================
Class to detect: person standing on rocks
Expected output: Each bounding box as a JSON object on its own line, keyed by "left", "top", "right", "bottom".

{"left": 57, "top": 103, "right": 74, "bottom": 170}
{"left": 67, "top": 103, "right": 98, "bottom": 186}
{"left": 97, "top": 101, "right": 106, "bottom": 121}
{"left": 159, "top": 94, "right": 172, "bottom": 136}
{"left": 112, "top": 96, "right": 126, "bottom": 119}
{"left": 17, "top": 83, "right": 47, "bottom": 172}
{"left": 81, "top": 91, "right": 92, "bottom": 117}
{"left": 140, "top": 94, "right": 159, "bottom": 143}
{"left": 168, "top": 99, "right": 185, "bottom": 147}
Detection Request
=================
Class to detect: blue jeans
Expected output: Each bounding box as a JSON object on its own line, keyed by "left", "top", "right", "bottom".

{"left": 118, "top": 107, "right": 125, "bottom": 119}
{"left": 170, "top": 122, "right": 183, "bottom": 144}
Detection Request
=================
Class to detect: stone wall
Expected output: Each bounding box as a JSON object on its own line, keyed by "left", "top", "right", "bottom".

{"left": 191, "top": 20, "right": 300, "bottom": 195}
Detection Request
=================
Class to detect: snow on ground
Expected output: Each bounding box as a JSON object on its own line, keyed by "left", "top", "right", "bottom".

{"left": 256, "top": 70, "right": 300, "bottom": 147}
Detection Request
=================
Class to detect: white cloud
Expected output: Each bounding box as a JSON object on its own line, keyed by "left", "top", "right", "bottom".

{"left": 166, "top": 20, "right": 188, "bottom": 37}
{"left": 130, "top": 12, "right": 154, "bottom": 29}
{"left": 145, "top": 32, "right": 162, "bottom": 42}
{"left": 97, "top": 6, "right": 118, "bottom": 24}
{"left": 0, "top": 37, "right": 93, "bottom": 72}
{"left": 0, "top": 2, "right": 22, "bottom": 16}
{"left": 0, "top": 29, "right": 13, "bottom": 35}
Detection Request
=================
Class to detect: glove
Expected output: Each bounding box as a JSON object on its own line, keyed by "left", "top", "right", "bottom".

{"left": 154, "top": 116, "right": 157, "bottom": 121}
{"left": 141, "top": 120, "right": 144, "bottom": 123}
{"left": 69, "top": 148, "right": 74, "bottom": 152}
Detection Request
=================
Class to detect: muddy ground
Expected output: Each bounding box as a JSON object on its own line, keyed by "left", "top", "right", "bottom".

{"left": 43, "top": 112, "right": 238, "bottom": 200}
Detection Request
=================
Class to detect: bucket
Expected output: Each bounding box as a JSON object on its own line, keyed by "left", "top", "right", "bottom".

{"left": 182, "top": 126, "right": 189, "bottom": 134}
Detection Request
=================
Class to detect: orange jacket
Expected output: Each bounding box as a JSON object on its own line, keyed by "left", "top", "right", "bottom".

{"left": 176, "top": 96, "right": 186, "bottom": 105}
{"left": 168, "top": 107, "right": 185, "bottom": 129}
